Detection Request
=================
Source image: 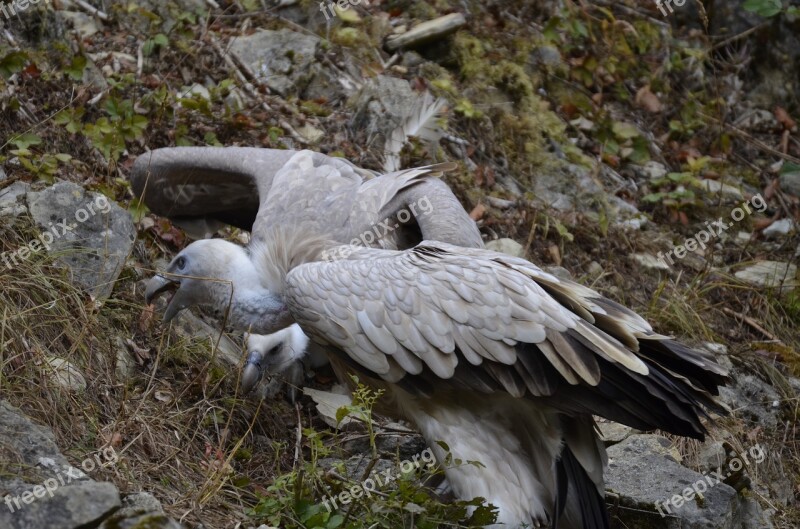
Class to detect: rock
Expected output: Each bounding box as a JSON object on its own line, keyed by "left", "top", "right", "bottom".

{"left": 543, "top": 266, "right": 573, "bottom": 281}
{"left": 0, "top": 181, "right": 30, "bottom": 217}
{"left": 230, "top": 29, "right": 328, "bottom": 99}
{"left": 703, "top": 343, "right": 733, "bottom": 370}
{"left": 529, "top": 45, "right": 563, "bottom": 69}
{"left": 115, "top": 337, "right": 138, "bottom": 381}
{"left": 57, "top": 11, "right": 102, "bottom": 39}
{"left": 695, "top": 441, "right": 728, "bottom": 474}
{"left": 98, "top": 492, "right": 182, "bottom": 529}
{"left": 762, "top": 218, "right": 796, "bottom": 239}
{"left": 0, "top": 401, "right": 121, "bottom": 529}
{"left": 43, "top": 357, "right": 87, "bottom": 392}
{"left": 632, "top": 253, "right": 670, "bottom": 271}
{"left": 349, "top": 76, "right": 424, "bottom": 148}
{"left": 586, "top": 261, "right": 604, "bottom": 276}
{"left": 719, "top": 375, "right": 782, "bottom": 428}
{"left": 485, "top": 238, "right": 525, "bottom": 258}
{"left": 733, "top": 109, "right": 780, "bottom": 133}
{"left": 26, "top": 183, "right": 136, "bottom": 299}
{"left": 605, "top": 434, "right": 766, "bottom": 529}
{"left": 734, "top": 261, "right": 798, "bottom": 292}
{"left": 632, "top": 160, "right": 668, "bottom": 181}
{"left": 596, "top": 419, "right": 634, "bottom": 445}
{"left": 700, "top": 179, "right": 744, "bottom": 200}
{"left": 778, "top": 170, "right": 800, "bottom": 197}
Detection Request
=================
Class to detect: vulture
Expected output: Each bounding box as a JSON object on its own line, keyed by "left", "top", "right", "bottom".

{"left": 133, "top": 146, "right": 483, "bottom": 394}
{"left": 137, "top": 149, "right": 728, "bottom": 529}
{"left": 242, "top": 328, "right": 328, "bottom": 401}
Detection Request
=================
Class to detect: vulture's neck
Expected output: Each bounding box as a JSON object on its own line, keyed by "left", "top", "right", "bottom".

{"left": 236, "top": 227, "right": 335, "bottom": 334}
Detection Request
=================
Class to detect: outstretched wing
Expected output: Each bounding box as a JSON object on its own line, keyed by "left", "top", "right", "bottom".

{"left": 131, "top": 147, "right": 482, "bottom": 248}
{"left": 284, "top": 242, "right": 727, "bottom": 438}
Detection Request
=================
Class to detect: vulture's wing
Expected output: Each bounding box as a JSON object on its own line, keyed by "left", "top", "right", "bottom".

{"left": 130, "top": 147, "right": 372, "bottom": 232}
{"left": 130, "top": 148, "right": 482, "bottom": 249}
{"left": 284, "top": 241, "right": 727, "bottom": 438}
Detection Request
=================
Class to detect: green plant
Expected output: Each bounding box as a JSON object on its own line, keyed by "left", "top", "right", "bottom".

{"left": 743, "top": 0, "right": 800, "bottom": 18}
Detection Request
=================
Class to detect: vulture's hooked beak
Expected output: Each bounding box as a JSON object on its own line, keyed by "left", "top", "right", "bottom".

{"left": 241, "top": 351, "right": 265, "bottom": 394}
{"left": 144, "top": 274, "right": 182, "bottom": 322}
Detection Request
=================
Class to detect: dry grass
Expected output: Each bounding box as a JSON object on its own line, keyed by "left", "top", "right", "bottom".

{"left": 0, "top": 215, "right": 302, "bottom": 528}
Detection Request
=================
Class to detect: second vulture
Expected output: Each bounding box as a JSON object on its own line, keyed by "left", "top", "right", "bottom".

{"left": 141, "top": 149, "right": 728, "bottom": 529}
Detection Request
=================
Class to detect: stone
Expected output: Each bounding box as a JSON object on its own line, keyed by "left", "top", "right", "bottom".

{"left": 605, "top": 434, "right": 766, "bottom": 528}
{"left": 596, "top": 419, "right": 634, "bottom": 445}
{"left": 349, "top": 75, "right": 423, "bottom": 147}
{"left": 778, "top": 170, "right": 800, "bottom": 197}
{"left": 0, "top": 181, "right": 30, "bottom": 217}
{"left": 485, "top": 238, "right": 525, "bottom": 258}
{"left": 26, "top": 183, "right": 136, "bottom": 299}
{"left": 700, "top": 179, "right": 744, "bottom": 200}
{"left": 719, "top": 375, "right": 782, "bottom": 428}
{"left": 632, "top": 253, "right": 670, "bottom": 271}
{"left": 734, "top": 261, "right": 797, "bottom": 292}
{"left": 98, "top": 492, "right": 182, "bottom": 529}
{"left": 0, "top": 401, "right": 121, "bottom": 529}
{"left": 762, "top": 218, "right": 796, "bottom": 239}
{"left": 229, "top": 29, "right": 324, "bottom": 98}
{"left": 43, "top": 357, "right": 87, "bottom": 393}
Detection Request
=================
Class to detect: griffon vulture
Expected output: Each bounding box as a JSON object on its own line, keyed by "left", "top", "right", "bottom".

{"left": 133, "top": 147, "right": 483, "bottom": 394}
{"left": 140, "top": 150, "right": 727, "bottom": 528}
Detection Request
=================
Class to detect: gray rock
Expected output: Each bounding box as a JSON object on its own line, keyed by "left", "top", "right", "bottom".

{"left": 596, "top": 419, "right": 634, "bottom": 445}
{"left": 349, "top": 75, "right": 423, "bottom": 147}
{"left": 43, "top": 357, "right": 87, "bottom": 392}
{"left": 632, "top": 253, "right": 671, "bottom": 271}
{"left": 0, "top": 181, "right": 30, "bottom": 217}
{"left": 779, "top": 170, "right": 800, "bottom": 197}
{"left": 719, "top": 375, "right": 782, "bottom": 428}
{"left": 229, "top": 29, "right": 334, "bottom": 99}
{"left": 762, "top": 218, "right": 796, "bottom": 239}
{"left": 734, "top": 261, "right": 797, "bottom": 292}
{"left": 26, "top": 183, "right": 135, "bottom": 299}
{"left": 0, "top": 401, "right": 121, "bottom": 529}
{"left": 485, "top": 238, "right": 525, "bottom": 258}
{"left": 605, "top": 434, "right": 763, "bottom": 528}
{"left": 98, "top": 492, "right": 182, "bottom": 529}
{"left": 632, "top": 160, "right": 668, "bottom": 181}
{"left": 733, "top": 109, "right": 780, "bottom": 133}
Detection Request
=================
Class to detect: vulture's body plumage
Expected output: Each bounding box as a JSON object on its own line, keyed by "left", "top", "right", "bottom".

{"left": 137, "top": 149, "right": 728, "bottom": 529}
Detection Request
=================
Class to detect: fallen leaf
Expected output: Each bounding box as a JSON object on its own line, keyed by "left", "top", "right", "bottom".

{"left": 635, "top": 85, "right": 662, "bottom": 113}
{"left": 469, "top": 203, "right": 486, "bottom": 221}
{"left": 774, "top": 106, "right": 797, "bottom": 131}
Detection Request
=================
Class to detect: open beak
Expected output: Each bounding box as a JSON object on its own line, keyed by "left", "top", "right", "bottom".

{"left": 144, "top": 274, "right": 182, "bottom": 322}
{"left": 241, "top": 351, "right": 265, "bottom": 394}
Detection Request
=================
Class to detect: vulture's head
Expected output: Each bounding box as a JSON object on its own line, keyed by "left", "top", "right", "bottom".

{"left": 241, "top": 326, "right": 310, "bottom": 394}
{"left": 145, "top": 239, "right": 266, "bottom": 323}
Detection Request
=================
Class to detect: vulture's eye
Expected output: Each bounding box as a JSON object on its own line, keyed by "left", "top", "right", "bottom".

{"left": 267, "top": 345, "right": 281, "bottom": 357}
{"left": 175, "top": 256, "right": 186, "bottom": 270}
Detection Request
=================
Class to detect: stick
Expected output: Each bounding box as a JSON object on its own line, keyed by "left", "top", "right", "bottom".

{"left": 722, "top": 308, "right": 784, "bottom": 343}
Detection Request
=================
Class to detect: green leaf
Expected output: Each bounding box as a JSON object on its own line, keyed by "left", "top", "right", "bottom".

{"left": 0, "top": 51, "right": 29, "bottom": 79}
{"left": 64, "top": 55, "right": 87, "bottom": 81}
{"left": 326, "top": 514, "right": 344, "bottom": 528}
{"left": 743, "top": 0, "right": 782, "bottom": 17}
{"left": 10, "top": 133, "right": 42, "bottom": 150}
{"left": 612, "top": 121, "right": 640, "bottom": 139}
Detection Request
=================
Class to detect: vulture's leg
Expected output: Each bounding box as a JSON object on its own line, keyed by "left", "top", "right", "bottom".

{"left": 395, "top": 391, "right": 607, "bottom": 529}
